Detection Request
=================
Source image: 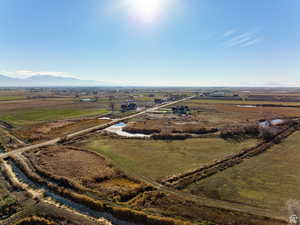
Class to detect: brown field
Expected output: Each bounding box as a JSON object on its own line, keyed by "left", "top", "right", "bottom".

{"left": 0, "top": 98, "right": 77, "bottom": 113}
{"left": 13, "top": 118, "right": 110, "bottom": 143}
{"left": 27, "top": 146, "right": 147, "bottom": 200}
{"left": 246, "top": 93, "right": 300, "bottom": 101}
{"left": 169, "top": 100, "right": 300, "bottom": 128}
{"left": 34, "top": 147, "right": 117, "bottom": 182}
{"left": 123, "top": 100, "right": 300, "bottom": 136}
{"left": 124, "top": 118, "right": 218, "bottom": 135}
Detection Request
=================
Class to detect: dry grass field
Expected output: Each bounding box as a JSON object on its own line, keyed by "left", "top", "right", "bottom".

{"left": 124, "top": 118, "right": 217, "bottom": 135}
{"left": 184, "top": 131, "right": 300, "bottom": 218}
{"left": 85, "top": 136, "right": 258, "bottom": 180}
{"left": 128, "top": 190, "right": 286, "bottom": 225}
{"left": 34, "top": 147, "right": 117, "bottom": 182}
{"left": 13, "top": 118, "right": 110, "bottom": 143}
{"left": 27, "top": 146, "right": 146, "bottom": 200}
{"left": 169, "top": 99, "right": 300, "bottom": 128}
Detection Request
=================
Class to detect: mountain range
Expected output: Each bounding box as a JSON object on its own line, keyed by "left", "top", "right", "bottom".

{"left": 0, "top": 75, "right": 113, "bottom": 87}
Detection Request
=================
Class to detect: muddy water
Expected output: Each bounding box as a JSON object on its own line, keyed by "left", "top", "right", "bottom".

{"left": 10, "top": 162, "right": 143, "bottom": 225}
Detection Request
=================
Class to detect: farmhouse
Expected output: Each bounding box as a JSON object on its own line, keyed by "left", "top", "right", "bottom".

{"left": 121, "top": 101, "right": 137, "bottom": 112}
{"left": 154, "top": 98, "right": 164, "bottom": 104}
{"left": 172, "top": 105, "right": 190, "bottom": 115}
{"left": 154, "top": 98, "right": 168, "bottom": 104}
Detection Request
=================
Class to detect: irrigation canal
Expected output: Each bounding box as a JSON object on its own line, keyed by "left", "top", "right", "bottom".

{"left": 9, "top": 161, "right": 143, "bottom": 225}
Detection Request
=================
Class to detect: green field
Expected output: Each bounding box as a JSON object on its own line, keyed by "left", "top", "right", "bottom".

{"left": 0, "top": 108, "right": 109, "bottom": 126}
{"left": 0, "top": 96, "right": 27, "bottom": 101}
{"left": 86, "top": 137, "right": 258, "bottom": 180}
{"left": 185, "top": 131, "right": 300, "bottom": 217}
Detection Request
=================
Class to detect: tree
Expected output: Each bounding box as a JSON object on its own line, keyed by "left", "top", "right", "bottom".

{"left": 108, "top": 96, "right": 116, "bottom": 113}
{"left": 109, "top": 101, "right": 115, "bottom": 113}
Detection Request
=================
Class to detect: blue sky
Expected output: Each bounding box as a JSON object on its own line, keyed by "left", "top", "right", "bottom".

{"left": 0, "top": 0, "right": 299, "bottom": 86}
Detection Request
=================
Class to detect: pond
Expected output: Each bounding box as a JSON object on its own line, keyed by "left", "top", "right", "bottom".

{"left": 113, "top": 122, "right": 126, "bottom": 127}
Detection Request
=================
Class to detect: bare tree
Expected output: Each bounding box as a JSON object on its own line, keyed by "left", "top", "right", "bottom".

{"left": 109, "top": 101, "right": 115, "bottom": 113}
{"left": 108, "top": 96, "right": 116, "bottom": 113}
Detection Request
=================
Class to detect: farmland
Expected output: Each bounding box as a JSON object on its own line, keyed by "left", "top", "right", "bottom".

{"left": 185, "top": 131, "right": 300, "bottom": 218}
{"left": 1, "top": 87, "right": 300, "bottom": 225}
{"left": 0, "top": 98, "right": 110, "bottom": 126}
{"left": 0, "top": 108, "right": 109, "bottom": 126}
{"left": 85, "top": 136, "right": 258, "bottom": 180}
{"left": 13, "top": 119, "right": 111, "bottom": 144}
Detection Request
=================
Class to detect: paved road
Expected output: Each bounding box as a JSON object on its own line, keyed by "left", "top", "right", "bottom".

{"left": 0, "top": 96, "right": 194, "bottom": 159}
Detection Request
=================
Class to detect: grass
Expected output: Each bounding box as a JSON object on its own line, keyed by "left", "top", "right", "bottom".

{"left": 0, "top": 108, "right": 109, "bottom": 126}
{"left": 134, "top": 96, "right": 154, "bottom": 101}
{"left": 187, "top": 99, "right": 300, "bottom": 106}
{"left": 86, "top": 137, "right": 258, "bottom": 181}
{"left": 185, "top": 131, "right": 300, "bottom": 218}
{"left": 0, "top": 96, "right": 27, "bottom": 101}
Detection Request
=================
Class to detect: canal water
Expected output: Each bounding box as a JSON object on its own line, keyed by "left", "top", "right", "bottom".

{"left": 105, "top": 122, "right": 151, "bottom": 138}
{"left": 259, "top": 119, "right": 285, "bottom": 128}
{"left": 237, "top": 105, "right": 257, "bottom": 108}
{"left": 10, "top": 162, "right": 143, "bottom": 225}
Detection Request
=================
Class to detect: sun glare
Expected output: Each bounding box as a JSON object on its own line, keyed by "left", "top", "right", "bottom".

{"left": 127, "top": 0, "right": 165, "bottom": 23}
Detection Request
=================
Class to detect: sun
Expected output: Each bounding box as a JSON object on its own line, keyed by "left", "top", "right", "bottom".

{"left": 126, "top": 0, "right": 165, "bottom": 23}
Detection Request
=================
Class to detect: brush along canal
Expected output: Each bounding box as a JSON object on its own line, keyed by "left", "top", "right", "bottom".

{"left": 3, "top": 154, "right": 192, "bottom": 225}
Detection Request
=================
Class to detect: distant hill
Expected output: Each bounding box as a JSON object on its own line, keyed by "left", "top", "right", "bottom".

{"left": 0, "top": 75, "right": 113, "bottom": 87}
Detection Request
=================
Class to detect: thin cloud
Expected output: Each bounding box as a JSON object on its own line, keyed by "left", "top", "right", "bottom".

{"left": 240, "top": 37, "right": 264, "bottom": 47}
{"left": 16, "top": 70, "right": 67, "bottom": 76}
{"left": 1, "top": 70, "right": 78, "bottom": 78}
{"left": 227, "top": 33, "right": 252, "bottom": 47}
{"left": 223, "top": 30, "right": 263, "bottom": 48}
{"left": 223, "top": 29, "right": 238, "bottom": 37}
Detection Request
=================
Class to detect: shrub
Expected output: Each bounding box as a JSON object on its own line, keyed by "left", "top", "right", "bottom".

{"left": 13, "top": 216, "right": 56, "bottom": 225}
{"left": 152, "top": 134, "right": 191, "bottom": 140}
{"left": 220, "top": 124, "right": 259, "bottom": 141}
